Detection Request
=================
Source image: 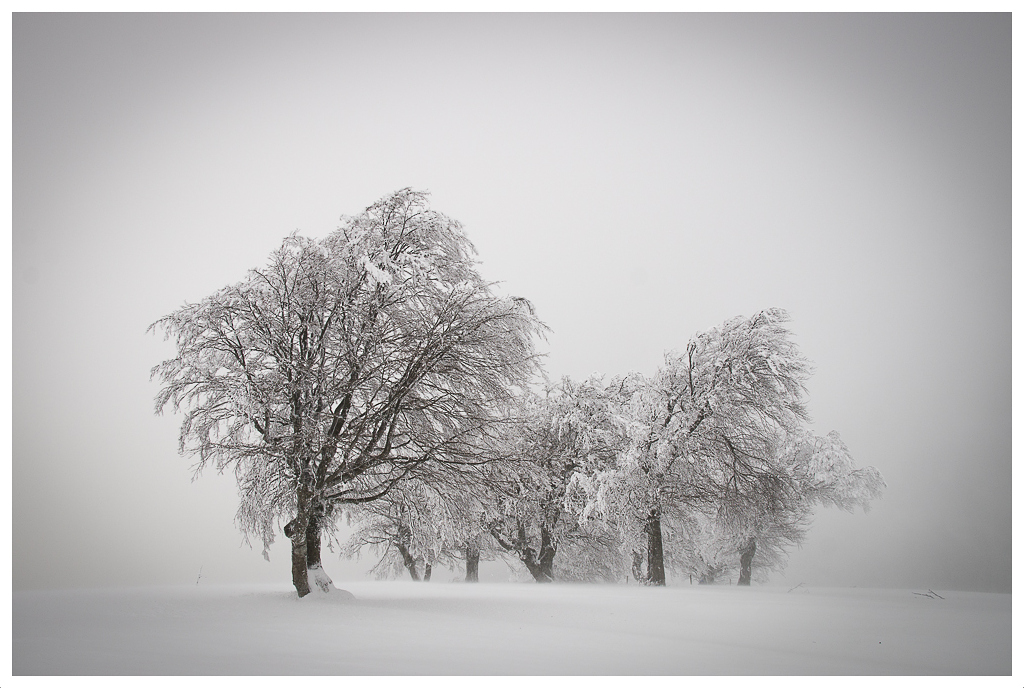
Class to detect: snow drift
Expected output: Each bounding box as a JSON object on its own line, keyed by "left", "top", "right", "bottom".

{"left": 13, "top": 582, "right": 1009, "bottom": 675}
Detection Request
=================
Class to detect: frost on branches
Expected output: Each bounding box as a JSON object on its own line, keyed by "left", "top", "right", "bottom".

{"left": 151, "top": 189, "right": 544, "bottom": 597}
{"left": 567, "top": 309, "right": 885, "bottom": 586}
{"left": 663, "top": 428, "right": 885, "bottom": 585}
{"left": 151, "top": 194, "right": 881, "bottom": 592}
{"left": 487, "top": 379, "right": 633, "bottom": 583}
{"left": 343, "top": 479, "right": 459, "bottom": 582}
{"left": 342, "top": 460, "right": 507, "bottom": 583}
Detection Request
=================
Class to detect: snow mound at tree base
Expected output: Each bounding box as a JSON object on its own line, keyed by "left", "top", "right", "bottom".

{"left": 300, "top": 587, "right": 356, "bottom": 602}
{"left": 303, "top": 565, "right": 355, "bottom": 601}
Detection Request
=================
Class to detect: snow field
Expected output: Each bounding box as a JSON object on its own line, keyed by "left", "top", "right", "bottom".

{"left": 12, "top": 582, "right": 1010, "bottom": 675}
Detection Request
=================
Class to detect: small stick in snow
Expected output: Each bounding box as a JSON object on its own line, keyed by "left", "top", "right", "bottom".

{"left": 787, "top": 582, "right": 804, "bottom": 593}
{"left": 196, "top": 565, "right": 203, "bottom": 586}
{"left": 928, "top": 589, "right": 945, "bottom": 599}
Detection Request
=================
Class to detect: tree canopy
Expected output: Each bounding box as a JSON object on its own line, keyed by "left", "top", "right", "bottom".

{"left": 151, "top": 189, "right": 545, "bottom": 595}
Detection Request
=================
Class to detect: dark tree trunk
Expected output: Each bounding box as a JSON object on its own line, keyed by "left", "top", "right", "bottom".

{"left": 523, "top": 558, "right": 553, "bottom": 582}
{"left": 285, "top": 505, "right": 312, "bottom": 598}
{"left": 519, "top": 540, "right": 554, "bottom": 582}
{"left": 423, "top": 563, "right": 432, "bottom": 582}
{"left": 517, "top": 521, "right": 553, "bottom": 583}
{"left": 305, "top": 513, "right": 322, "bottom": 570}
{"left": 737, "top": 537, "right": 756, "bottom": 586}
{"left": 489, "top": 520, "right": 554, "bottom": 583}
{"left": 632, "top": 551, "right": 644, "bottom": 583}
{"left": 286, "top": 509, "right": 333, "bottom": 595}
{"left": 465, "top": 544, "right": 480, "bottom": 582}
{"left": 290, "top": 527, "right": 311, "bottom": 597}
{"left": 645, "top": 511, "right": 666, "bottom": 586}
{"left": 395, "top": 541, "right": 420, "bottom": 581}
{"left": 524, "top": 548, "right": 548, "bottom": 581}
{"left": 537, "top": 526, "right": 556, "bottom": 582}
{"left": 395, "top": 523, "right": 420, "bottom": 581}
{"left": 522, "top": 543, "right": 555, "bottom": 582}
{"left": 304, "top": 513, "right": 334, "bottom": 593}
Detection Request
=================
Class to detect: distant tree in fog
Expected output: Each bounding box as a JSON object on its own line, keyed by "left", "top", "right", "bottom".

{"left": 570, "top": 309, "right": 885, "bottom": 586}
{"left": 665, "top": 498, "right": 809, "bottom": 585}
{"left": 343, "top": 478, "right": 458, "bottom": 581}
{"left": 342, "top": 459, "right": 513, "bottom": 582}
{"left": 720, "top": 428, "right": 884, "bottom": 586}
{"left": 488, "top": 379, "right": 632, "bottom": 583}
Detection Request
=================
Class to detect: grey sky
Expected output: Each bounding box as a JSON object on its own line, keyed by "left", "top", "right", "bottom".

{"left": 13, "top": 13, "right": 1010, "bottom": 592}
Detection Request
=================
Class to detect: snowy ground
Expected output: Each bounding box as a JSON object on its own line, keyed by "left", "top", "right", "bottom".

{"left": 13, "top": 581, "right": 1009, "bottom": 675}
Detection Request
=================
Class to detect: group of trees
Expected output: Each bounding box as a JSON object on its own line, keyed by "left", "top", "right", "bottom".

{"left": 152, "top": 189, "right": 884, "bottom": 596}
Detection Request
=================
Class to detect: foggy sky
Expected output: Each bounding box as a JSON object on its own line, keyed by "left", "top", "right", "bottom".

{"left": 12, "top": 13, "right": 1011, "bottom": 593}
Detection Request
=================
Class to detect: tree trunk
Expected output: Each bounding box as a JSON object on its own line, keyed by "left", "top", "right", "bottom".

{"left": 396, "top": 543, "right": 420, "bottom": 580}
{"left": 395, "top": 525, "right": 420, "bottom": 580}
{"left": 632, "top": 551, "right": 644, "bottom": 583}
{"left": 517, "top": 521, "right": 553, "bottom": 583}
{"left": 537, "top": 526, "right": 556, "bottom": 582}
{"left": 523, "top": 558, "right": 552, "bottom": 582}
{"left": 737, "top": 537, "right": 756, "bottom": 586}
{"left": 286, "top": 508, "right": 312, "bottom": 598}
{"left": 524, "top": 548, "right": 548, "bottom": 581}
{"left": 522, "top": 546, "right": 554, "bottom": 583}
{"left": 305, "top": 514, "right": 322, "bottom": 570}
{"left": 423, "top": 563, "right": 432, "bottom": 582}
{"left": 304, "top": 513, "right": 334, "bottom": 593}
{"left": 286, "top": 510, "right": 333, "bottom": 595}
{"left": 519, "top": 542, "right": 553, "bottom": 582}
{"left": 465, "top": 544, "right": 480, "bottom": 582}
{"left": 645, "top": 511, "right": 666, "bottom": 586}
{"left": 489, "top": 520, "right": 554, "bottom": 583}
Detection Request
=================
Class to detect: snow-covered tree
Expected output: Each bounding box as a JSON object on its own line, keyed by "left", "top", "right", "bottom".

{"left": 343, "top": 477, "right": 463, "bottom": 581}
{"left": 151, "top": 189, "right": 544, "bottom": 596}
{"left": 574, "top": 309, "right": 883, "bottom": 586}
{"left": 664, "top": 497, "right": 808, "bottom": 585}
{"left": 782, "top": 429, "right": 886, "bottom": 514}
{"left": 664, "top": 428, "right": 885, "bottom": 586}
{"left": 734, "top": 428, "right": 884, "bottom": 583}
{"left": 488, "top": 378, "right": 631, "bottom": 582}
{"left": 342, "top": 453, "right": 517, "bottom": 582}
